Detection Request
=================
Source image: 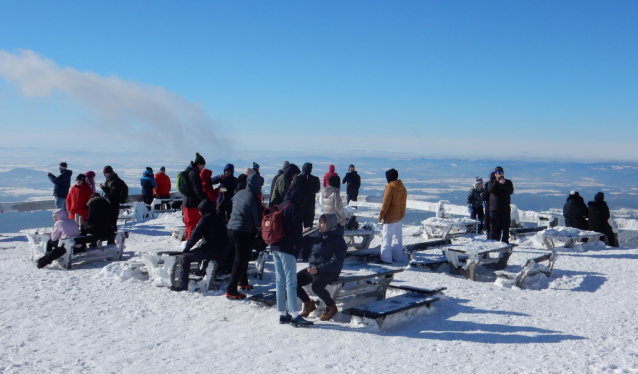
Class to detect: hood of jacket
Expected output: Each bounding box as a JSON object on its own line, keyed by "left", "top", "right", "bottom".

{"left": 284, "top": 164, "right": 301, "bottom": 179}
{"left": 247, "top": 174, "right": 264, "bottom": 196}
{"left": 143, "top": 169, "right": 153, "bottom": 177}
{"left": 328, "top": 165, "right": 335, "bottom": 173}
{"left": 198, "top": 199, "right": 217, "bottom": 215}
{"left": 53, "top": 208, "right": 68, "bottom": 220}
{"left": 88, "top": 194, "right": 107, "bottom": 206}
{"left": 302, "top": 162, "right": 313, "bottom": 176}
{"left": 244, "top": 167, "right": 256, "bottom": 176}
{"left": 322, "top": 213, "right": 339, "bottom": 232}
{"left": 567, "top": 194, "right": 585, "bottom": 204}
{"left": 223, "top": 164, "right": 234, "bottom": 175}
{"left": 322, "top": 186, "right": 339, "bottom": 199}
{"left": 200, "top": 168, "right": 212, "bottom": 181}
{"left": 588, "top": 200, "right": 608, "bottom": 209}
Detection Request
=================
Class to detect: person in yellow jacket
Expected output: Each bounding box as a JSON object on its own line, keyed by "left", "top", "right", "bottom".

{"left": 378, "top": 168, "right": 407, "bottom": 263}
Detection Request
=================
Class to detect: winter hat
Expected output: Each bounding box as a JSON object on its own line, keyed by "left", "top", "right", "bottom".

{"left": 85, "top": 171, "right": 95, "bottom": 178}
{"left": 146, "top": 167, "right": 153, "bottom": 173}
{"left": 85, "top": 171, "right": 96, "bottom": 192}
{"left": 194, "top": 152, "right": 206, "bottom": 165}
{"left": 76, "top": 173, "right": 86, "bottom": 181}
{"left": 328, "top": 175, "right": 340, "bottom": 189}
{"left": 349, "top": 164, "right": 355, "bottom": 169}
{"left": 494, "top": 166, "right": 504, "bottom": 173}
{"left": 570, "top": 190, "right": 578, "bottom": 196}
{"left": 59, "top": 161, "right": 68, "bottom": 169}
{"left": 253, "top": 162, "right": 260, "bottom": 170}
{"left": 103, "top": 165, "right": 114, "bottom": 174}
{"left": 282, "top": 161, "right": 290, "bottom": 171}
{"left": 595, "top": 192, "right": 605, "bottom": 202}
{"left": 386, "top": 168, "right": 399, "bottom": 183}
{"left": 160, "top": 166, "right": 166, "bottom": 172}
{"left": 244, "top": 167, "right": 256, "bottom": 176}
{"left": 475, "top": 177, "right": 483, "bottom": 184}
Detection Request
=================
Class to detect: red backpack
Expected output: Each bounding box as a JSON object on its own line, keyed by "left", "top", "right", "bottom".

{"left": 261, "top": 203, "right": 292, "bottom": 244}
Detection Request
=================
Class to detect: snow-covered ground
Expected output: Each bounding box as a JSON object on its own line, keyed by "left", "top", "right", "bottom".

{"left": 2, "top": 212, "right": 638, "bottom": 374}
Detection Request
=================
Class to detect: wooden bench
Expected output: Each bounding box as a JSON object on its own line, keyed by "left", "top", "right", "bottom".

{"left": 539, "top": 227, "right": 604, "bottom": 249}
{"left": 444, "top": 240, "right": 514, "bottom": 281}
{"left": 149, "top": 198, "right": 182, "bottom": 217}
{"left": 139, "top": 250, "right": 219, "bottom": 291}
{"left": 422, "top": 217, "right": 478, "bottom": 240}
{"left": 57, "top": 231, "right": 130, "bottom": 270}
{"left": 494, "top": 251, "right": 558, "bottom": 288}
{"left": 509, "top": 226, "right": 547, "bottom": 241}
{"left": 404, "top": 239, "right": 453, "bottom": 267}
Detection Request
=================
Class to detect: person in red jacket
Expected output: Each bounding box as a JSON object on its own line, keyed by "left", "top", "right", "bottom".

{"left": 154, "top": 166, "right": 171, "bottom": 199}
{"left": 200, "top": 168, "right": 220, "bottom": 202}
{"left": 66, "top": 174, "right": 92, "bottom": 223}
{"left": 322, "top": 165, "right": 339, "bottom": 188}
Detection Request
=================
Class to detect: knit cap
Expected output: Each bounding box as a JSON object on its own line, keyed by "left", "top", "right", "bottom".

{"left": 253, "top": 162, "right": 260, "bottom": 169}
{"left": 103, "top": 165, "right": 114, "bottom": 174}
{"left": 194, "top": 153, "right": 206, "bottom": 165}
{"left": 59, "top": 161, "right": 67, "bottom": 169}
{"left": 475, "top": 176, "right": 483, "bottom": 184}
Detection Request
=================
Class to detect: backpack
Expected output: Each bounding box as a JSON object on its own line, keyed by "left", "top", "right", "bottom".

{"left": 176, "top": 170, "right": 191, "bottom": 195}
{"left": 261, "top": 203, "right": 292, "bottom": 244}
{"left": 118, "top": 180, "right": 129, "bottom": 204}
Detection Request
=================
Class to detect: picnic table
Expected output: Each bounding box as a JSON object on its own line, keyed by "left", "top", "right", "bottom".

{"left": 443, "top": 239, "right": 514, "bottom": 281}
{"left": 342, "top": 229, "right": 376, "bottom": 250}
{"left": 164, "top": 224, "right": 187, "bottom": 241}
{"left": 538, "top": 227, "right": 604, "bottom": 249}
{"left": 422, "top": 217, "right": 478, "bottom": 240}
{"left": 23, "top": 228, "right": 53, "bottom": 261}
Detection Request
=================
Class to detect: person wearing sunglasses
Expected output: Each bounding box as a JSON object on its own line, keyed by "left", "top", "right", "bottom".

{"left": 485, "top": 166, "right": 514, "bottom": 243}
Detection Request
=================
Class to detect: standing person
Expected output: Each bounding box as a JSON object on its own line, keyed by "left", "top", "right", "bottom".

{"left": 467, "top": 177, "right": 485, "bottom": 233}
{"left": 297, "top": 213, "right": 347, "bottom": 321}
{"left": 486, "top": 166, "right": 514, "bottom": 243}
{"left": 342, "top": 164, "right": 361, "bottom": 204}
{"left": 322, "top": 165, "right": 338, "bottom": 188}
{"left": 253, "top": 162, "right": 260, "bottom": 175}
{"left": 588, "top": 192, "right": 617, "bottom": 247}
{"left": 270, "top": 186, "right": 313, "bottom": 327}
{"left": 378, "top": 168, "right": 407, "bottom": 264}
{"left": 36, "top": 209, "right": 80, "bottom": 269}
{"left": 211, "top": 164, "right": 238, "bottom": 222}
{"left": 236, "top": 167, "right": 256, "bottom": 192}
{"left": 300, "top": 163, "right": 321, "bottom": 229}
{"left": 182, "top": 153, "right": 209, "bottom": 240}
{"left": 154, "top": 166, "right": 171, "bottom": 199}
{"left": 171, "top": 199, "right": 230, "bottom": 292}
{"left": 225, "top": 174, "right": 264, "bottom": 299}
{"left": 200, "top": 168, "right": 220, "bottom": 202}
{"left": 47, "top": 161, "right": 73, "bottom": 213}
{"left": 563, "top": 191, "right": 589, "bottom": 230}
{"left": 85, "top": 171, "right": 96, "bottom": 193}
{"left": 270, "top": 163, "right": 301, "bottom": 208}
{"left": 140, "top": 167, "right": 156, "bottom": 205}
{"left": 100, "top": 165, "right": 127, "bottom": 234}
{"left": 66, "top": 174, "right": 92, "bottom": 223}
{"left": 321, "top": 175, "right": 348, "bottom": 226}
{"left": 483, "top": 172, "right": 495, "bottom": 239}
{"left": 270, "top": 161, "right": 289, "bottom": 196}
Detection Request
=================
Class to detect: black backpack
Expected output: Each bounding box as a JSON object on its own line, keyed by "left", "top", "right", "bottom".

{"left": 118, "top": 179, "right": 129, "bottom": 203}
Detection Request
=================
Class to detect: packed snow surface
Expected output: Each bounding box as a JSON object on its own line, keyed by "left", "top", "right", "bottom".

{"left": 2, "top": 213, "right": 638, "bottom": 373}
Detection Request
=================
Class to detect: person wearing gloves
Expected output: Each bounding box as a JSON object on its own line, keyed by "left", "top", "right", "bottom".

{"left": 467, "top": 177, "right": 485, "bottom": 233}
{"left": 140, "top": 167, "right": 157, "bottom": 205}
{"left": 37, "top": 209, "right": 80, "bottom": 269}
{"left": 378, "top": 168, "right": 407, "bottom": 264}
{"left": 66, "top": 173, "right": 92, "bottom": 223}
{"left": 171, "top": 199, "right": 230, "bottom": 292}
{"left": 297, "top": 213, "right": 347, "bottom": 321}
{"left": 321, "top": 175, "right": 347, "bottom": 226}
{"left": 47, "top": 161, "right": 73, "bottom": 213}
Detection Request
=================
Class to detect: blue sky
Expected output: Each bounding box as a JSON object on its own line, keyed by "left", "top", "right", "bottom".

{"left": 0, "top": 1, "right": 637, "bottom": 160}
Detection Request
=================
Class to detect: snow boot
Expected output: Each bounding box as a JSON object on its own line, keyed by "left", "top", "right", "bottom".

{"left": 319, "top": 305, "right": 338, "bottom": 321}
{"left": 225, "top": 292, "right": 247, "bottom": 300}
{"left": 238, "top": 284, "right": 254, "bottom": 291}
{"left": 169, "top": 285, "right": 187, "bottom": 292}
{"left": 279, "top": 314, "right": 292, "bottom": 324}
{"left": 299, "top": 300, "right": 317, "bottom": 317}
{"left": 290, "top": 316, "right": 314, "bottom": 327}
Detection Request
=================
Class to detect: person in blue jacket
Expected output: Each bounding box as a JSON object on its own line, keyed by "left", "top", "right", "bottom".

{"left": 211, "top": 164, "right": 238, "bottom": 222}
{"left": 140, "top": 167, "right": 157, "bottom": 205}
{"left": 297, "top": 213, "right": 347, "bottom": 322}
{"left": 47, "top": 161, "right": 73, "bottom": 213}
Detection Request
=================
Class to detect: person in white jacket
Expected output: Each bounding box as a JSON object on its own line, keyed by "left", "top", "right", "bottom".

{"left": 321, "top": 176, "right": 347, "bottom": 226}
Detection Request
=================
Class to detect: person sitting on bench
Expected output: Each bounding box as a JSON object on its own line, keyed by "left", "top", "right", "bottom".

{"left": 297, "top": 213, "right": 347, "bottom": 321}
{"left": 81, "top": 193, "right": 116, "bottom": 244}
{"left": 37, "top": 209, "right": 80, "bottom": 269}
{"left": 170, "top": 199, "right": 230, "bottom": 292}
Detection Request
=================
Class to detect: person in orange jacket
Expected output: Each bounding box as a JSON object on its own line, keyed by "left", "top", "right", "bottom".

{"left": 66, "top": 174, "right": 93, "bottom": 223}
{"left": 378, "top": 168, "right": 407, "bottom": 264}
{"left": 200, "top": 168, "right": 220, "bottom": 203}
{"left": 154, "top": 166, "right": 171, "bottom": 199}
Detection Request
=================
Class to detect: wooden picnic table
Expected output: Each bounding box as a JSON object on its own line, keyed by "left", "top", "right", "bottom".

{"left": 422, "top": 217, "right": 478, "bottom": 239}
{"left": 443, "top": 240, "right": 514, "bottom": 281}
{"left": 538, "top": 227, "right": 604, "bottom": 249}
{"left": 342, "top": 229, "right": 376, "bottom": 250}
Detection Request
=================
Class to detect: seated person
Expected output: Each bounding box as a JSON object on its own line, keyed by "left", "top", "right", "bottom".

{"left": 37, "top": 209, "right": 81, "bottom": 269}
{"left": 171, "top": 199, "right": 231, "bottom": 292}
{"left": 296, "top": 213, "right": 347, "bottom": 321}
{"left": 81, "top": 193, "right": 116, "bottom": 244}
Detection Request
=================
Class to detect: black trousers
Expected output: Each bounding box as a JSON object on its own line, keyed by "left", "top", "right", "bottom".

{"left": 470, "top": 206, "right": 485, "bottom": 233}
{"left": 37, "top": 240, "right": 67, "bottom": 268}
{"left": 346, "top": 192, "right": 358, "bottom": 205}
{"left": 297, "top": 269, "right": 339, "bottom": 307}
{"left": 174, "top": 248, "right": 209, "bottom": 289}
{"left": 110, "top": 203, "right": 120, "bottom": 232}
{"left": 227, "top": 229, "right": 253, "bottom": 293}
{"left": 489, "top": 212, "right": 511, "bottom": 243}
{"left": 302, "top": 208, "right": 315, "bottom": 229}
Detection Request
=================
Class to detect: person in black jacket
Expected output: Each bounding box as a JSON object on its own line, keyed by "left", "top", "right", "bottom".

{"left": 485, "top": 166, "right": 514, "bottom": 243}
{"left": 100, "top": 166, "right": 126, "bottom": 233}
{"left": 47, "top": 161, "right": 73, "bottom": 214}
{"left": 563, "top": 191, "right": 589, "bottom": 230}
{"left": 342, "top": 164, "right": 362, "bottom": 204}
{"left": 182, "top": 153, "right": 209, "bottom": 240}
{"left": 270, "top": 161, "right": 289, "bottom": 197}
{"left": 299, "top": 163, "right": 321, "bottom": 260}
{"left": 297, "top": 213, "right": 347, "bottom": 321}
{"left": 270, "top": 186, "right": 313, "bottom": 327}
{"left": 588, "top": 192, "right": 617, "bottom": 247}
{"left": 81, "top": 193, "right": 115, "bottom": 242}
{"left": 483, "top": 172, "right": 495, "bottom": 238}
{"left": 171, "top": 199, "right": 230, "bottom": 291}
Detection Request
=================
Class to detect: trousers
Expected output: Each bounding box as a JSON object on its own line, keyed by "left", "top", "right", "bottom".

{"left": 381, "top": 221, "right": 403, "bottom": 263}
{"left": 296, "top": 269, "right": 339, "bottom": 307}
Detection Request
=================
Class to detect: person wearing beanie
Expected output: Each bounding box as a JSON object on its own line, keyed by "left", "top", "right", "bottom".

{"left": 587, "top": 192, "right": 617, "bottom": 247}
{"left": 236, "top": 167, "right": 257, "bottom": 192}
{"left": 85, "top": 171, "right": 96, "bottom": 193}
{"left": 342, "top": 164, "right": 362, "bottom": 205}
{"left": 154, "top": 167, "right": 171, "bottom": 200}
{"left": 467, "top": 176, "right": 485, "bottom": 233}
{"left": 563, "top": 191, "right": 588, "bottom": 230}
{"left": 182, "top": 153, "right": 210, "bottom": 240}
{"left": 140, "top": 167, "right": 157, "bottom": 205}
{"left": 271, "top": 163, "right": 301, "bottom": 208}
{"left": 253, "top": 162, "right": 260, "bottom": 175}
{"left": 47, "top": 161, "right": 73, "bottom": 214}
{"left": 484, "top": 166, "right": 514, "bottom": 243}
{"left": 322, "top": 165, "right": 339, "bottom": 188}
{"left": 100, "top": 165, "right": 127, "bottom": 235}
{"left": 270, "top": 161, "right": 290, "bottom": 197}
{"left": 321, "top": 175, "right": 347, "bottom": 227}
{"left": 377, "top": 168, "right": 407, "bottom": 264}
{"left": 66, "top": 173, "right": 92, "bottom": 224}
{"left": 211, "top": 164, "right": 238, "bottom": 222}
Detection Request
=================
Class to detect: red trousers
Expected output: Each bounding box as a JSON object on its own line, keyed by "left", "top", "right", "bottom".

{"left": 183, "top": 207, "right": 201, "bottom": 240}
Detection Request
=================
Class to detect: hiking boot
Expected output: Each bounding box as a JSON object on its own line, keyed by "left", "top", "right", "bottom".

{"left": 279, "top": 314, "right": 292, "bottom": 324}
{"left": 319, "top": 305, "right": 338, "bottom": 321}
{"left": 238, "top": 284, "right": 253, "bottom": 291}
{"left": 290, "top": 316, "right": 314, "bottom": 327}
{"left": 225, "top": 292, "right": 247, "bottom": 300}
{"left": 169, "top": 285, "right": 187, "bottom": 292}
{"left": 299, "top": 300, "right": 317, "bottom": 317}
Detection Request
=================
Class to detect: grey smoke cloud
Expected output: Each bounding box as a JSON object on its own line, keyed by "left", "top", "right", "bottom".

{"left": 0, "top": 49, "right": 225, "bottom": 151}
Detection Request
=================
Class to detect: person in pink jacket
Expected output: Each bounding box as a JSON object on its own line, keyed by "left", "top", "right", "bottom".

{"left": 37, "top": 209, "right": 80, "bottom": 269}
{"left": 322, "top": 165, "right": 339, "bottom": 188}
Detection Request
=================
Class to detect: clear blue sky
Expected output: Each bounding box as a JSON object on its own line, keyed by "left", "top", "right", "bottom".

{"left": 0, "top": 1, "right": 637, "bottom": 160}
